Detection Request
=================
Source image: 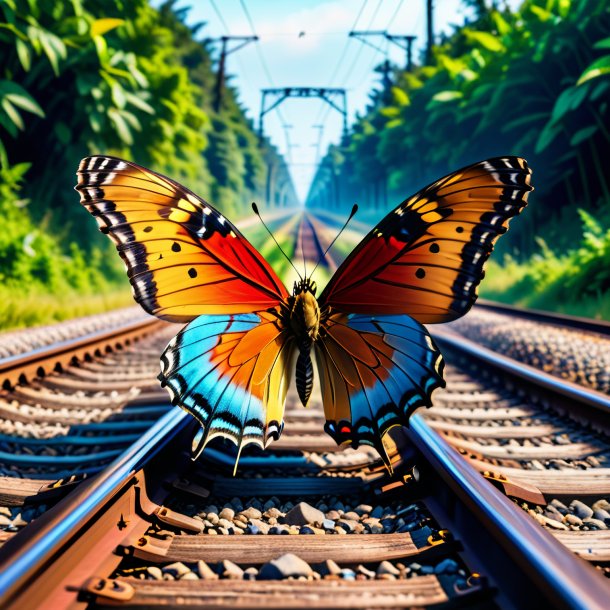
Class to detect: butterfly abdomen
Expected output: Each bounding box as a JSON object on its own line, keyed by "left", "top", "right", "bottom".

{"left": 296, "top": 337, "right": 314, "bottom": 407}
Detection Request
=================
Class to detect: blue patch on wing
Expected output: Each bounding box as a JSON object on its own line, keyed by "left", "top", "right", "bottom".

{"left": 158, "top": 314, "right": 269, "bottom": 456}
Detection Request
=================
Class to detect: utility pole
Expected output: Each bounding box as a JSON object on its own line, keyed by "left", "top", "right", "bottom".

{"left": 426, "top": 0, "right": 434, "bottom": 64}
{"left": 213, "top": 35, "right": 258, "bottom": 112}
{"left": 349, "top": 31, "right": 417, "bottom": 71}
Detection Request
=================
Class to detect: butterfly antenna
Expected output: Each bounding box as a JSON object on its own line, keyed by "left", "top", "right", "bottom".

{"left": 252, "top": 203, "right": 302, "bottom": 280}
{"left": 300, "top": 219, "right": 307, "bottom": 279}
{"left": 310, "top": 204, "right": 358, "bottom": 277}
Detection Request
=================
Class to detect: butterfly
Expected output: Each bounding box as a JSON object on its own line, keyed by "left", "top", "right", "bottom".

{"left": 76, "top": 156, "right": 532, "bottom": 469}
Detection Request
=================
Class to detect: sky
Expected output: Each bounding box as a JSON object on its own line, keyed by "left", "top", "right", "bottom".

{"left": 173, "top": 1, "right": 517, "bottom": 203}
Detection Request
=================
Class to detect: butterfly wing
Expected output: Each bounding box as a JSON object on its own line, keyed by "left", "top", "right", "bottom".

{"left": 318, "top": 157, "right": 533, "bottom": 323}
{"left": 76, "top": 156, "right": 289, "bottom": 322}
{"left": 159, "top": 309, "right": 295, "bottom": 456}
{"left": 315, "top": 313, "right": 444, "bottom": 461}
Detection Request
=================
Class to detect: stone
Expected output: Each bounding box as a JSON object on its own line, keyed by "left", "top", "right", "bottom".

{"left": 163, "top": 562, "right": 190, "bottom": 577}
{"left": 563, "top": 514, "right": 582, "bottom": 527}
{"left": 377, "top": 561, "right": 400, "bottom": 576}
{"left": 229, "top": 498, "right": 244, "bottom": 511}
{"left": 247, "top": 525, "right": 260, "bottom": 535}
{"left": 234, "top": 514, "right": 248, "bottom": 524}
{"left": 592, "top": 499, "right": 610, "bottom": 512}
{"left": 233, "top": 520, "right": 247, "bottom": 530}
{"left": 340, "top": 569, "right": 356, "bottom": 580}
{"left": 542, "top": 517, "right": 569, "bottom": 530}
{"left": 550, "top": 499, "right": 568, "bottom": 514}
{"left": 343, "top": 511, "right": 360, "bottom": 521}
{"left": 259, "top": 553, "right": 313, "bottom": 580}
{"left": 322, "top": 519, "right": 336, "bottom": 530}
{"left": 206, "top": 513, "right": 219, "bottom": 525}
{"left": 244, "top": 567, "right": 259, "bottom": 581}
{"left": 197, "top": 561, "right": 219, "bottom": 580}
{"left": 146, "top": 566, "right": 163, "bottom": 580}
{"left": 221, "top": 560, "right": 244, "bottom": 580}
{"left": 593, "top": 509, "right": 610, "bottom": 523}
{"left": 263, "top": 499, "right": 276, "bottom": 511}
{"left": 264, "top": 507, "right": 283, "bottom": 519}
{"left": 570, "top": 500, "right": 593, "bottom": 520}
{"left": 204, "top": 505, "right": 219, "bottom": 515}
{"left": 250, "top": 518, "right": 270, "bottom": 534}
{"left": 315, "top": 559, "right": 341, "bottom": 577}
{"left": 0, "top": 515, "right": 11, "bottom": 527}
{"left": 583, "top": 518, "right": 607, "bottom": 530}
{"left": 337, "top": 519, "right": 358, "bottom": 533}
{"left": 326, "top": 510, "right": 341, "bottom": 520}
{"left": 284, "top": 502, "right": 325, "bottom": 526}
{"left": 219, "top": 507, "right": 235, "bottom": 521}
{"left": 11, "top": 514, "right": 27, "bottom": 528}
{"left": 370, "top": 506, "right": 384, "bottom": 519}
{"left": 180, "top": 572, "right": 199, "bottom": 580}
{"left": 357, "top": 565, "right": 376, "bottom": 579}
{"left": 241, "top": 507, "right": 262, "bottom": 520}
{"left": 377, "top": 573, "right": 397, "bottom": 580}
{"left": 300, "top": 526, "right": 315, "bottom": 534}
{"left": 218, "top": 518, "right": 234, "bottom": 529}
{"left": 354, "top": 504, "right": 373, "bottom": 515}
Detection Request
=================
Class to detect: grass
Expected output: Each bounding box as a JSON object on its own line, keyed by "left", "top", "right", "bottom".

{"left": 0, "top": 286, "right": 134, "bottom": 331}
{"left": 481, "top": 210, "right": 610, "bottom": 320}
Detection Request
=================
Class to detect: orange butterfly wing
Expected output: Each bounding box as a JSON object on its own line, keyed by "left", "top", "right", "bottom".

{"left": 76, "top": 156, "right": 289, "bottom": 322}
{"left": 319, "top": 157, "right": 533, "bottom": 323}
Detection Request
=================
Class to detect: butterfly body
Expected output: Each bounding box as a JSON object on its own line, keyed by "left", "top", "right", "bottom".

{"left": 76, "top": 154, "right": 532, "bottom": 468}
{"left": 286, "top": 278, "right": 320, "bottom": 407}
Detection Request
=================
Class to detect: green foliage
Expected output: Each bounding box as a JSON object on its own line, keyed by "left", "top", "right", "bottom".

{"left": 0, "top": 0, "right": 296, "bottom": 329}
{"left": 481, "top": 210, "right": 610, "bottom": 319}
{"left": 307, "top": 0, "right": 610, "bottom": 317}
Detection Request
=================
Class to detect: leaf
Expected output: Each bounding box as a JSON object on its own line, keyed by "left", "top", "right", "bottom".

{"left": 536, "top": 120, "right": 563, "bottom": 153}
{"left": 1, "top": 99, "right": 23, "bottom": 131}
{"left": 390, "top": 87, "right": 409, "bottom": 107}
{"left": 124, "top": 92, "right": 154, "bottom": 114}
{"left": 0, "top": 81, "right": 44, "bottom": 117}
{"left": 37, "top": 29, "right": 66, "bottom": 76}
{"left": 570, "top": 125, "right": 597, "bottom": 146}
{"left": 501, "top": 112, "right": 549, "bottom": 132}
{"left": 529, "top": 5, "right": 553, "bottom": 21}
{"left": 464, "top": 30, "right": 505, "bottom": 53}
{"left": 431, "top": 90, "right": 463, "bottom": 103}
{"left": 491, "top": 10, "right": 510, "bottom": 36}
{"left": 550, "top": 85, "right": 588, "bottom": 124}
{"left": 577, "top": 56, "right": 610, "bottom": 86}
{"left": 91, "top": 18, "right": 125, "bottom": 38}
{"left": 111, "top": 82, "right": 126, "bottom": 109}
{"left": 108, "top": 108, "right": 132, "bottom": 145}
{"left": 15, "top": 39, "right": 30, "bottom": 71}
{"left": 593, "top": 37, "right": 610, "bottom": 50}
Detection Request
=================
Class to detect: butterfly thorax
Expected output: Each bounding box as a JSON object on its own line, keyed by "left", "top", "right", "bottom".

{"left": 288, "top": 279, "right": 320, "bottom": 407}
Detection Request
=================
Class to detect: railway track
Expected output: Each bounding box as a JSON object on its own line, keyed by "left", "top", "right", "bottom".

{"left": 0, "top": 311, "right": 176, "bottom": 543}
{"left": 0, "top": 212, "right": 608, "bottom": 608}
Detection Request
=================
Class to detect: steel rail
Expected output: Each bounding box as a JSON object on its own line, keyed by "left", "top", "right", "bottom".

{"left": 0, "top": 406, "right": 190, "bottom": 608}
{"left": 0, "top": 316, "right": 162, "bottom": 388}
{"left": 431, "top": 328, "right": 610, "bottom": 415}
{"left": 407, "top": 414, "right": 609, "bottom": 610}
{"left": 475, "top": 298, "right": 610, "bottom": 336}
